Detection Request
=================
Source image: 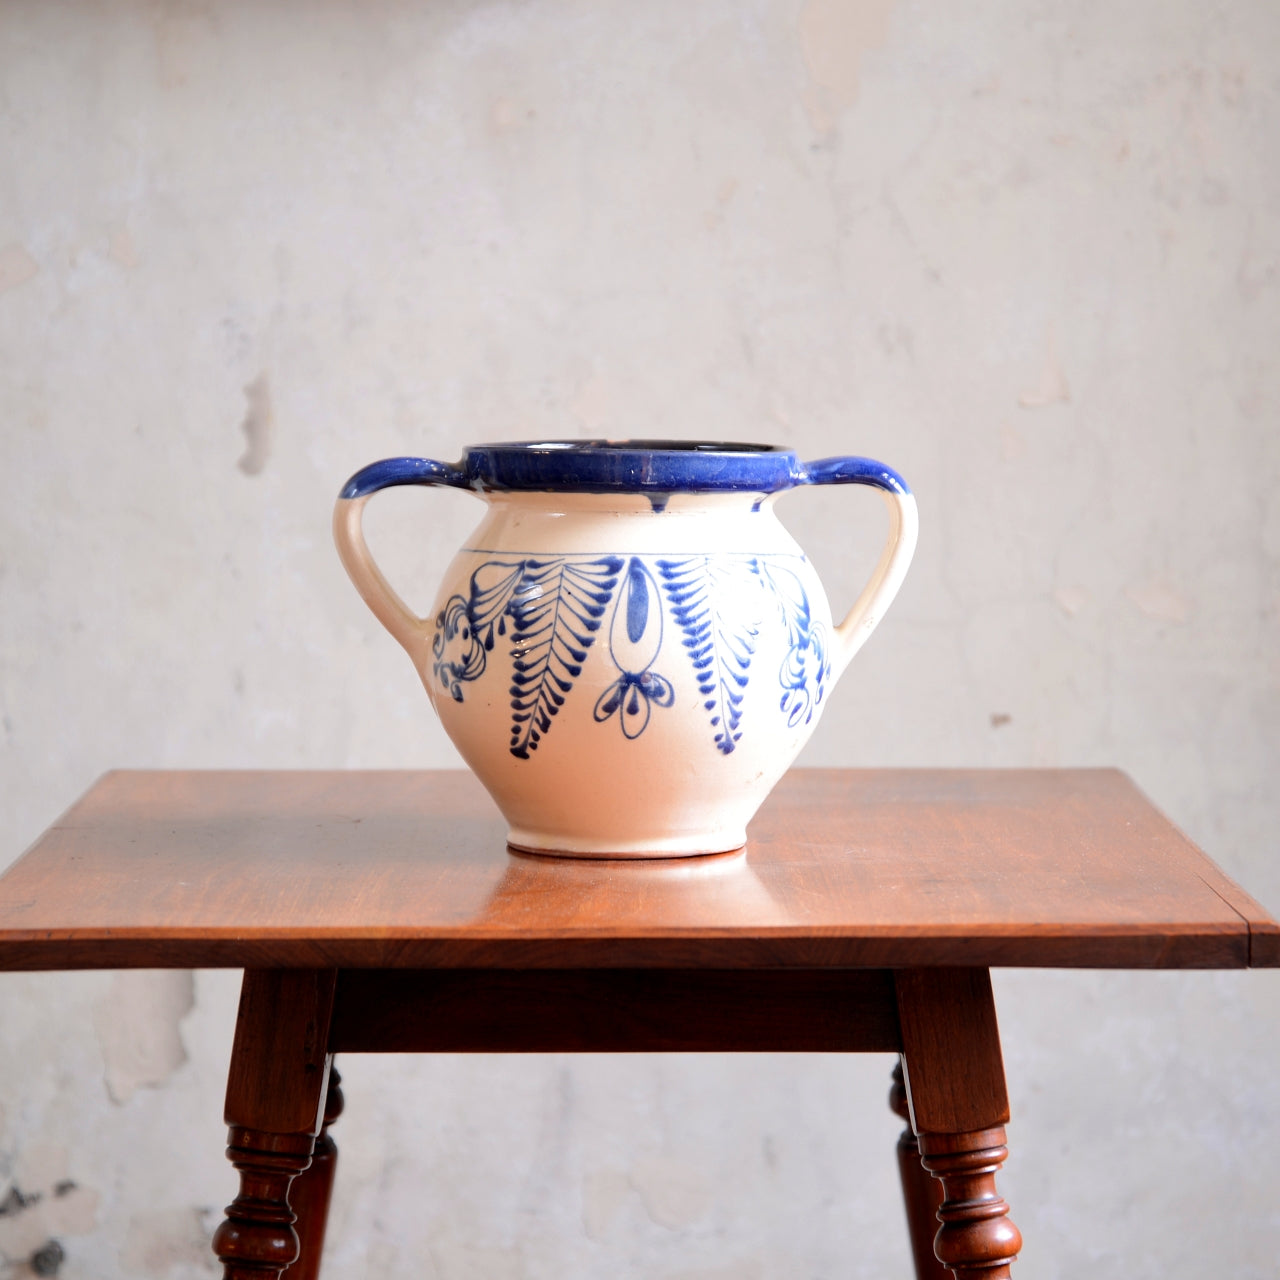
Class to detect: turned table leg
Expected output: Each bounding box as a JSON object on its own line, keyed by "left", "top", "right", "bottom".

{"left": 890, "top": 1059, "right": 949, "bottom": 1280}
{"left": 895, "top": 968, "right": 1022, "bottom": 1279}
{"left": 213, "top": 970, "right": 338, "bottom": 1280}
{"left": 283, "top": 1065, "right": 345, "bottom": 1280}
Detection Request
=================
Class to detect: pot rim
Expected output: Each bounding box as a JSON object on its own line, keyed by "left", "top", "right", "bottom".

{"left": 463, "top": 439, "right": 803, "bottom": 494}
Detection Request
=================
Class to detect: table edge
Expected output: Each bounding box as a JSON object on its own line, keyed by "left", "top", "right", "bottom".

{"left": 0, "top": 926, "right": 1262, "bottom": 971}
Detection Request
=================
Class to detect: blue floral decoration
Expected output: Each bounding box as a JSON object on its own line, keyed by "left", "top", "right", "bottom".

{"left": 432, "top": 551, "right": 826, "bottom": 758}
{"left": 656, "top": 557, "right": 759, "bottom": 755}
{"left": 594, "top": 558, "right": 676, "bottom": 738}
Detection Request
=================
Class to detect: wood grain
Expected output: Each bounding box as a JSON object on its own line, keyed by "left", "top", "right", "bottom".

{"left": 895, "top": 968, "right": 1009, "bottom": 1135}
{"left": 224, "top": 970, "right": 336, "bottom": 1134}
{"left": 0, "top": 769, "right": 1273, "bottom": 971}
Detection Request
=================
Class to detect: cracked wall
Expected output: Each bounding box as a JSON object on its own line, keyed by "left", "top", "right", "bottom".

{"left": 1, "top": 1, "right": 1278, "bottom": 1277}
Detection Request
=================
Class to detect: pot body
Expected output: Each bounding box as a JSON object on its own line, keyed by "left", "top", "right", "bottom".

{"left": 426, "top": 491, "right": 831, "bottom": 854}
{"left": 335, "top": 442, "right": 917, "bottom": 857}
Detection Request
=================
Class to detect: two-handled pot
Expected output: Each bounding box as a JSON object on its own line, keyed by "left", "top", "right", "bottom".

{"left": 335, "top": 440, "right": 917, "bottom": 857}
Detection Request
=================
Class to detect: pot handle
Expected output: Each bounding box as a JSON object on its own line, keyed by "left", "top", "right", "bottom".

{"left": 332, "top": 456, "right": 470, "bottom": 657}
{"left": 797, "top": 456, "right": 919, "bottom": 678}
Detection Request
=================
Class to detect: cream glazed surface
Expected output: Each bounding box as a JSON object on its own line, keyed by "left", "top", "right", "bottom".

{"left": 335, "top": 442, "right": 918, "bottom": 856}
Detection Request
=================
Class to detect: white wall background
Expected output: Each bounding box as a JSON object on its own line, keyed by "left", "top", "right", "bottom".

{"left": 2, "top": 1, "right": 1278, "bottom": 1276}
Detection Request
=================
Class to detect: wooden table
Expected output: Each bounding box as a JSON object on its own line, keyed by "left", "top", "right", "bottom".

{"left": 1, "top": 768, "right": 1275, "bottom": 1279}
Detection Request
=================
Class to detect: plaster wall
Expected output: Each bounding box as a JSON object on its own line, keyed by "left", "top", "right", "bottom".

{"left": 1, "top": 1, "right": 1278, "bottom": 1277}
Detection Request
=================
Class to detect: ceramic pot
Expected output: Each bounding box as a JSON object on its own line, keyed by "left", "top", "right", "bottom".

{"left": 334, "top": 440, "right": 917, "bottom": 858}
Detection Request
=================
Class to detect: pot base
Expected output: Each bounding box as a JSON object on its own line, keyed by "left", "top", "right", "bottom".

{"left": 505, "top": 830, "right": 748, "bottom": 860}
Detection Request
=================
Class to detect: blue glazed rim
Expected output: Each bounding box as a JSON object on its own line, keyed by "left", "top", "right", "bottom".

{"left": 340, "top": 440, "right": 911, "bottom": 498}
{"left": 468, "top": 439, "right": 800, "bottom": 494}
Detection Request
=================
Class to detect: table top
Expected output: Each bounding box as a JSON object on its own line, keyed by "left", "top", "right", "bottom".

{"left": 0, "top": 768, "right": 1274, "bottom": 971}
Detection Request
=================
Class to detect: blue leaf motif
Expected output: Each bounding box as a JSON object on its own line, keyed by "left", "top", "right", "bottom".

{"left": 469, "top": 561, "right": 524, "bottom": 648}
{"left": 612, "top": 558, "right": 663, "bottom": 675}
{"left": 593, "top": 670, "right": 675, "bottom": 739}
{"left": 626, "top": 558, "right": 650, "bottom": 642}
{"left": 656, "top": 557, "right": 759, "bottom": 754}
{"left": 757, "top": 560, "right": 830, "bottom": 728}
{"left": 432, "top": 560, "right": 524, "bottom": 701}
{"left": 594, "top": 558, "right": 675, "bottom": 740}
{"left": 507, "top": 557, "right": 624, "bottom": 759}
